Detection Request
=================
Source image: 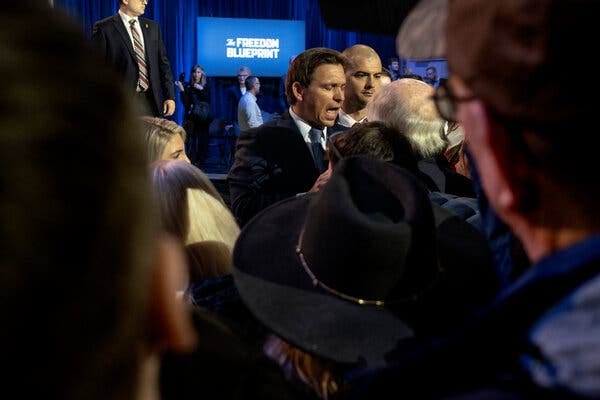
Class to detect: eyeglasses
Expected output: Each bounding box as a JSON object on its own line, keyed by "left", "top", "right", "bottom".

{"left": 431, "top": 80, "right": 477, "bottom": 122}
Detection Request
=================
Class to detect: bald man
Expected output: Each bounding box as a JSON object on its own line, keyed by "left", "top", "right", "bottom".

{"left": 330, "top": 44, "right": 383, "bottom": 136}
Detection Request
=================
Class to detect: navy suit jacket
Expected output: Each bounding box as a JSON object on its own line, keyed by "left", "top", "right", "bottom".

{"left": 225, "top": 84, "right": 244, "bottom": 124}
{"left": 91, "top": 14, "right": 175, "bottom": 116}
{"left": 228, "top": 113, "right": 320, "bottom": 226}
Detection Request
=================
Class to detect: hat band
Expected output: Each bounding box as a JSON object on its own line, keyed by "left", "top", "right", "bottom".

{"left": 296, "top": 227, "right": 442, "bottom": 305}
{"left": 297, "top": 226, "right": 428, "bottom": 306}
{"left": 296, "top": 227, "right": 385, "bottom": 306}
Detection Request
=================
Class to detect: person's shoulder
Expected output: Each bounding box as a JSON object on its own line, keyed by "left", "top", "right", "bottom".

{"left": 94, "top": 14, "right": 117, "bottom": 28}
{"left": 139, "top": 17, "right": 159, "bottom": 27}
{"left": 138, "top": 17, "right": 161, "bottom": 33}
{"left": 263, "top": 114, "right": 295, "bottom": 129}
{"left": 245, "top": 115, "right": 296, "bottom": 137}
{"left": 429, "top": 191, "right": 481, "bottom": 231}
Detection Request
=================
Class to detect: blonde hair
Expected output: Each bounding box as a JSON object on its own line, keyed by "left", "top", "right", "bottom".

{"left": 190, "top": 64, "right": 207, "bottom": 86}
{"left": 140, "top": 116, "right": 187, "bottom": 162}
{"left": 151, "top": 160, "right": 240, "bottom": 281}
{"left": 184, "top": 188, "right": 239, "bottom": 247}
{"left": 366, "top": 78, "right": 447, "bottom": 158}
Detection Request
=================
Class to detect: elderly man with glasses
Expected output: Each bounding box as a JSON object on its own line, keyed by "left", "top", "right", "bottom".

{"left": 225, "top": 66, "right": 252, "bottom": 136}
{"left": 349, "top": 0, "right": 600, "bottom": 398}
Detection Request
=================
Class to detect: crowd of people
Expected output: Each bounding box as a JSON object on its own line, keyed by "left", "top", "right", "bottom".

{"left": 9, "top": 0, "right": 600, "bottom": 399}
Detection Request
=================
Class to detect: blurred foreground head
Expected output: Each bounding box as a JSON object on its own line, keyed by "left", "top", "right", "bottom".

{"left": 0, "top": 2, "right": 192, "bottom": 399}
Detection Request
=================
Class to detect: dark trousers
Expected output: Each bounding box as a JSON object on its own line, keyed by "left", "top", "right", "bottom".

{"left": 183, "top": 118, "right": 211, "bottom": 165}
{"left": 134, "top": 89, "right": 159, "bottom": 117}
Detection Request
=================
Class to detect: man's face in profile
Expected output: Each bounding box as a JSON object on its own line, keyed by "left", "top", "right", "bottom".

{"left": 122, "top": 0, "right": 147, "bottom": 17}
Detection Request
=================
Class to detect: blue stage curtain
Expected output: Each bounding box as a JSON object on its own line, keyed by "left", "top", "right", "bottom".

{"left": 53, "top": 0, "right": 395, "bottom": 125}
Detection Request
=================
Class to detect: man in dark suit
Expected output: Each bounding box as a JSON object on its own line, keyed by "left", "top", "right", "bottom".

{"left": 228, "top": 47, "right": 347, "bottom": 226}
{"left": 91, "top": 0, "right": 176, "bottom": 117}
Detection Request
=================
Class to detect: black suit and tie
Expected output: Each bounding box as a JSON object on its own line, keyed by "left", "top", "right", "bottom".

{"left": 228, "top": 112, "right": 326, "bottom": 226}
{"left": 91, "top": 13, "right": 175, "bottom": 117}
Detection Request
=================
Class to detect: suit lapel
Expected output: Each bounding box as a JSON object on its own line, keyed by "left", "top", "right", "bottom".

{"left": 275, "top": 114, "right": 320, "bottom": 173}
{"left": 112, "top": 14, "right": 135, "bottom": 60}
{"left": 274, "top": 113, "right": 297, "bottom": 130}
{"left": 139, "top": 18, "right": 151, "bottom": 57}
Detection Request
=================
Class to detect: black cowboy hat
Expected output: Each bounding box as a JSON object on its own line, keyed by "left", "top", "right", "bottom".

{"left": 233, "top": 156, "right": 497, "bottom": 368}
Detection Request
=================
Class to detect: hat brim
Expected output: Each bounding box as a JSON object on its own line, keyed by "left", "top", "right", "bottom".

{"left": 233, "top": 194, "right": 413, "bottom": 367}
{"left": 233, "top": 192, "right": 496, "bottom": 367}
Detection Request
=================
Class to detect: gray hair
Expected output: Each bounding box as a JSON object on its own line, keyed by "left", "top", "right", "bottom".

{"left": 366, "top": 78, "right": 447, "bottom": 158}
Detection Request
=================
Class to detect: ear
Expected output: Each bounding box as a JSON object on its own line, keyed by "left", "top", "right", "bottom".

{"left": 147, "top": 234, "right": 197, "bottom": 353}
{"left": 292, "top": 81, "right": 304, "bottom": 102}
{"left": 470, "top": 102, "right": 536, "bottom": 219}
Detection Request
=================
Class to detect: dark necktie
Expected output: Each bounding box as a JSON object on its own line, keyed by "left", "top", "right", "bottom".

{"left": 129, "top": 19, "right": 149, "bottom": 91}
{"left": 309, "top": 128, "right": 326, "bottom": 173}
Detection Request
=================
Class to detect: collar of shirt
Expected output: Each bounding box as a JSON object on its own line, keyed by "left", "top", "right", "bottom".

{"left": 118, "top": 11, "right": 144, "bottom": 47}
{"left": 502, "top": 234, "right": 600, "bottom": 300}
{"left": 118, "top": 10, "right": 138, "bottom": 28}
{"left": 289, "top": 108, "right": 327, "bottom": 148}
{"left": 338, "top": 109, "right": 365, "bottom": 128}
{"left": 243, "top": 91, "right": 257, "bottom": 102}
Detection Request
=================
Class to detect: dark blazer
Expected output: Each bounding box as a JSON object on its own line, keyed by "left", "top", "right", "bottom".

{"left": 418, "top": 156, "right": 476, "bottom": 198}
{"left": 91, "top": 14, "right": 175, "bottom": 116}
{"left": 228, "top": 113, "right": 320, "bottom": 226}
{"left": 225, "top": 84, "right": 244, "bottom": 124}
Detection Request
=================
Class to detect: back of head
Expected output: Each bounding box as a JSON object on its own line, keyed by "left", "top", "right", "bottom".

{"left": 328, "top": 121, "right": 418, "bottom": 173}
{"left": 366, "top": 78, "right": 447, "bottom": 158}
{"left": 1, "top": 2, "right": 154, "bottom": 399}
{"left": 446, "top": 0, "right": 600, "bottom": 200}
{"left": 447, "top": 0, "right": 595, "bottom": 130}
{"left": 141, "top": 116, "right": 187, "bottom": 163}
{"left": 285, "top": 47, "right": 347, "bottom": 106}
{"left": 151, "top": 160, "right": 240, "bottom": 279}
{"left": 244, "top": 75, "right": 259, "bottom": 92}
{"left": 400, "top": 73, "right": 423, "bottom": 81}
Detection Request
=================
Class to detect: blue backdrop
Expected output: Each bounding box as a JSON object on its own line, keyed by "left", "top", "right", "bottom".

{"left": 54, "top": 0, "right": 396, "bottom": 124}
